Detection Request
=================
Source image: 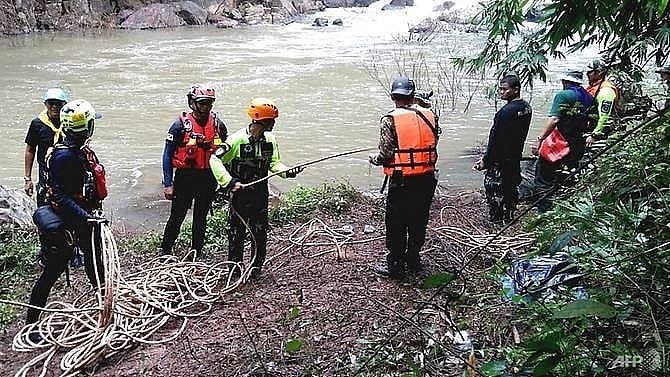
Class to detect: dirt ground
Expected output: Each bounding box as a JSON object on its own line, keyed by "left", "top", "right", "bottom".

{"left": 0, "top": 186, "right": 532, "bottom": 376}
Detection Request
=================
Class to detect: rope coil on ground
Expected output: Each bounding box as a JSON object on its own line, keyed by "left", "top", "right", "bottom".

{"left": 10, "top": 223, "right": 247, "bottom": 377}
{"left": 5, "top": 194, "right": 532, "bottom": 376}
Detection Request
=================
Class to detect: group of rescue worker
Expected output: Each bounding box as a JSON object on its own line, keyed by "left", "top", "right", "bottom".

{"left": 474, "top": 59, "right": 642, "bottom": 222}
{"left": 23, "top": 93, "right": 106, "bottom": 341}
{"left": 20, "top": 78, "right": 438, "bottom": 331}
{"left": 157, "top": 86, "right": 303, "bottom": 280}
{"left": 20, "top": 59, "right": 669, "bottom": 333}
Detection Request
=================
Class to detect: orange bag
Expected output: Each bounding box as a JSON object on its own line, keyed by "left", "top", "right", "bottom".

{"left": 539, "top": 128, "right": 570, "bottom": 163}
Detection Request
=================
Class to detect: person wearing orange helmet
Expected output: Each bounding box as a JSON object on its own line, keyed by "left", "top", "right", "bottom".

{"left": 210, "top": 98, "right": 303, "bottom": 279}
{"left": 159, "top": 84, "right": 228, "bottom": 261}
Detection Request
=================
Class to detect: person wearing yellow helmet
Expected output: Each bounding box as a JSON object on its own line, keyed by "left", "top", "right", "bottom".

{"left": 24, "top": 88, "right": 69, "bottom": 206}
{"left": 26, "top": 99, "right": 107, "bottom": 337}
{"left": 159, "top": 84, "right": 228, "bottom": 261}
{"left": 210, "top": 97, "right": 303, "bottom": 279}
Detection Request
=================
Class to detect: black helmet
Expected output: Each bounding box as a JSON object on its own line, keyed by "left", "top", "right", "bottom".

{"left": 391, "top": 77, "right": 415, "bottom": 96}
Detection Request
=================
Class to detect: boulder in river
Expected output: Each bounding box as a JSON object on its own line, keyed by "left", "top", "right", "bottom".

{"left": 120, "top": 3, "right": 187, "bottom": 29}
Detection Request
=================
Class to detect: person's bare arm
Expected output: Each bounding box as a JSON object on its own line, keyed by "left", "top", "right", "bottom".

{"left": 23, "top": 144, "right": 36, "bottom": 196}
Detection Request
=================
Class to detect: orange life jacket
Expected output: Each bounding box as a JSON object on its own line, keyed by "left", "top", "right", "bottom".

{"left": 383, "top": 105, "right": 438, "bottom": 177}
{"left": 586, "top": 79, "right": 619, "bottom": 103}
{"left": 171, "top": 112, "right": 220, "bottom": 169}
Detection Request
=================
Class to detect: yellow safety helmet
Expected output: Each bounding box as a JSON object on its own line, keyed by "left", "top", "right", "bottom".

{"left": 247, "top": 98, "right": 279, "bottom": 121}
{"left": 60, "top": 99, "right": 97, "bottom": 136}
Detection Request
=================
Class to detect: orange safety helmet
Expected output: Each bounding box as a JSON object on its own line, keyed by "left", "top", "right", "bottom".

{"left": 187, "top": 84, "right": 216, "bottom": 101}
{"left": 247, "top": 98, "right": 279, "bottom": 121}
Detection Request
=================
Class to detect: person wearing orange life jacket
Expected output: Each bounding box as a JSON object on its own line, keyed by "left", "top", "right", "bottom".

{"left": 585, "top": 59, "right": 619, "bottom": 147}
{"left": 159, "top": 84, "right": 228, "bottom": 261}
{"left": 27, "top": 99, "right": 107, "bottom": 337}
{"left": 24, "top": 88, "right": 69, "bottom": 207}
{"left": 369, "top": 77, "right": 438, "bottom": 278}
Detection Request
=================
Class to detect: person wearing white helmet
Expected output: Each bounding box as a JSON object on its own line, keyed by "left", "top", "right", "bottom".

{"left": 531, "top": 70, "right": 594, "bottom": 213}
{"left": 24, "top": 88, "right": 69, "bottom": 206}
{"left": 26, "top": 99, "right": 108, "bottom": 339}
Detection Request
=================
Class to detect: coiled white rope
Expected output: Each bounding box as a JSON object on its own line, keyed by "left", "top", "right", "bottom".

{"left": 9, "top": 223, "right": 245, "bottom": 377}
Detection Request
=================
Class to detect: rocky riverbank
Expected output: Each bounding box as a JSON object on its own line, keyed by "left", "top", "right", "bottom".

{"left": 0, "top": 0, "right": 486, "bottom": 35}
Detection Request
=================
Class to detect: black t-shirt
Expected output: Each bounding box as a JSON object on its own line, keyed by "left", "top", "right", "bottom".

{"left": 24, "top": 116, "right": 59, "bottom": 184}
{"left": 483, "top": 99, "right": 532, "bottom": 164}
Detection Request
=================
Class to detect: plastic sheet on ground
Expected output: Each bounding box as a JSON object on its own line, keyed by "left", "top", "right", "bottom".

{"left": 501, "top": 253, "right": 583, "bottom": 301}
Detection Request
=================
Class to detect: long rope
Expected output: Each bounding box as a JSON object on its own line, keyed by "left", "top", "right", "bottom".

{"left": 9, "top": 222, "right": 245, "bottom": 377}
{"left": 354, "top": 109, "right": 670, "bottom": 374}
{"left": 240, "top": 146, "right": 377, "bottom": 188}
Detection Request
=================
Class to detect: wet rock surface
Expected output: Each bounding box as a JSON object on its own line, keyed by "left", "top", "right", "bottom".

{"left": 0, "top": 184, "right": 35, "bottom": 228}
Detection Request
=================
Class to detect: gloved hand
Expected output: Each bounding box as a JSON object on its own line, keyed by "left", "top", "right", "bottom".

{"left": 227, "top": 178, "right": 244, "bottom": 193}
{"left": 368, "top": 153, "right": 378, "bottom": 165}
{"left": 285, "top": 166, "right": 304, "bottom": 178}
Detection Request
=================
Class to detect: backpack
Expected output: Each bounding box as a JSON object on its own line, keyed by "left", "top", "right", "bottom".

{"left": 608, "top": 72, "right": 652, "bottom": 123}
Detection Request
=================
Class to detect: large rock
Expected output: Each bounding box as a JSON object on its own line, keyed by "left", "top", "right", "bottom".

{"left": 382, "top": 0, "right": 413, "bottom": 10}
{"left": 312, "top": 17, "right": 328, "bottom": 27}
{"left": 120, "top": 3, "right": 186, "bottom": 29}
{"left": 215, "top": 18, "right": 239, "bottom": 28}
{"left": 323, "top": 0, "right": 377, "bottom": 7}
{"left": 432, "top": 0, "right": 454, "bottom": 12}
{"left": 0, "top": 184, "right": 35, "bottom": 228}
{"left": 175, "top": 0, "right": 208, "bottom": 25}
{"left": 409, "top": 17, "right": 439, "bottom": 34}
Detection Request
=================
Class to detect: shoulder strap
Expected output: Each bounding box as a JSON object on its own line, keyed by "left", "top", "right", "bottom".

{"left": 406, "top": 107, "right": 438, "bottom": 138}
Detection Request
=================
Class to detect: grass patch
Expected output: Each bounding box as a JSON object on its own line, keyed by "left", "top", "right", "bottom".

{"left": 269, "top": 180, "right": 366, "bottom": 225}
{"left": 0, "top": 225, "right": 38, "bottom": 329}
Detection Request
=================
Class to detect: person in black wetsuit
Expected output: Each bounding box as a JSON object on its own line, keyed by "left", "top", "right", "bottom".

{"left": 27, "top": 99, "right": 107, "bottom": 335}
{"left": 474, "top": 74, "right": 532, "bottom": 223}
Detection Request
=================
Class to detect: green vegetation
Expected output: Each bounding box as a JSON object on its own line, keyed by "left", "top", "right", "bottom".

{"left": 268, "top": 180, "right": 365, "bottom": 225}
{"left": 460, "top": 0, "right": 670, "bottom": 85}
{"left": 0, "top": 226, "right": 38, "bottom": 329}
{"left": 492, "top": 114, "right": 670, "bottom": 376}
{"left": 453, "top": 1, "right": 670, "bottom": 375}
